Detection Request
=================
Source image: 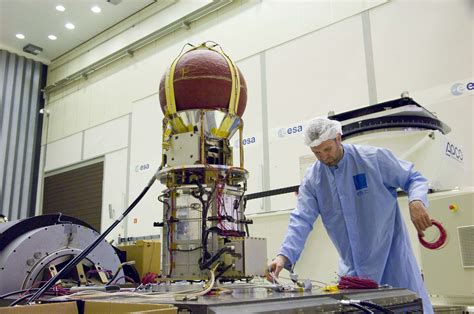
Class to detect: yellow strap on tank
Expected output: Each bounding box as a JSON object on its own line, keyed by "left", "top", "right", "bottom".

{"left": 164, "top": 45, "right": 200, "bottom": 133}
{"left": 205, "top": 44, "right": 241, "bottom": 138}
{"left": 165, "top": 42, "right": 241, "bottom": 137}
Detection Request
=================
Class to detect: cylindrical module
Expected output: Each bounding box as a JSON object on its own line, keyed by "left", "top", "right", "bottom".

{"left": 156, "top": 43, "right": 265, "bottom": 281}
{"left": 157, "top": 165, "right": 248, "bottom": 279}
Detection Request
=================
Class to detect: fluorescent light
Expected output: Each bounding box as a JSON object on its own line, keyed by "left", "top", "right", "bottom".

{"left": 65, "top": 23, "right": 75, "bottom": 30}
{"left": 56, "top": 5, "right": 65, "bottom": 12}
{"left": 48, "top": 35, "right": 57, "bottom": 40}
{"left": 91, "top": 6, "right": 101, "bottom": 13}
{"left": 16, "top": 33, "right": 25, "bottom": 39}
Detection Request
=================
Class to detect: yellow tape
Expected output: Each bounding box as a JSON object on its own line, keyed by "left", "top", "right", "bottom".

{"left": 323, "top": 285, "right": 339, "bottom": 292}
{"left": 212, "top": 115, "right": 234, "bottom": 138}
{"left": 205, "top": 45, "right": 241, "bottom": 137}
{"left": 164, "top": 45, "right": 200, "bottom": 133}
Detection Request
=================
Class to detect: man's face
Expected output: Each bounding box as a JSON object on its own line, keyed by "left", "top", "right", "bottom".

{"left": 310, "top": 135, "right": 343, "bottom": 167}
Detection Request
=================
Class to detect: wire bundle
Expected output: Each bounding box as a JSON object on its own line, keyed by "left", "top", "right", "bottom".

{"left": 418, "top": 219, "right": 447, "bottom": 250}
{"left": 141, "top": 272, "right": 158, "bottom": 285}
{"left": 337, "top": 275, "right": 378, "bottom": 289}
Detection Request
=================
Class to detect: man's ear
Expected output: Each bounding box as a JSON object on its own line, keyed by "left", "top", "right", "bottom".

{"left": 335, "top": 133, "right": 342, "bottom": 144}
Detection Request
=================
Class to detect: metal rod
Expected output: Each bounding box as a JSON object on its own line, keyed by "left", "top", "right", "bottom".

{"left": 239, "top": 122, "right": 244, "bottom": 168}
{"left": 25, "top": 172, "right": 158, "bottom": 305}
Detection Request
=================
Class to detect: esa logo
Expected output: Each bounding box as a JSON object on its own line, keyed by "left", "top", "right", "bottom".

{"left": 451, "top": 82, "right": 474, "bottom": 96}
{"left": 242, "top": 136, "right": 256, "bottom": 145}
{"left": 278, "top": 125, "right": 303, "bottom": 138}
{"left": 234, "top": 136, "right": 256, "bottom": 147}
{"left": 135, "top": 163, "right": 150, "bottom": 172}
{"left": 445, "top": 142, "right": 463, "bottom": 162}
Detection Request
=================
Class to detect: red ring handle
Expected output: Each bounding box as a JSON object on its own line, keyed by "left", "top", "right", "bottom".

{"left": 418, "top": 219, "right": 447, "bottom": 250}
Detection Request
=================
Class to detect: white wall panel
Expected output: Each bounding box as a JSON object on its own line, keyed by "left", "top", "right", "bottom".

{"left": 45, "top": 0, "right": 386, "bottom": 143}
{"left": 83, "top": 115, "right": 129, "bottom": 160}
{"left": 233, "top": 55, "right": 265, "bottom": 213}
{"left": 186, "top": 0, "right": 386, "bottom": 63}
{"left": 371, "top": 0, "right": 472, "bottom": 99}
{"left": 44, "top": 133, "right": 82, "bottom": 172}
{"left": 127, "top": 94, "right": 165, "bottom": 238}
{"left": 74, "top": 86, "right": 91, "bottom": 135}
{"left": 236, "top": 56, "right": 263, "bottom": 135}
{"left": 41, "top": 0, "right": 472, "bottom": 223}
{"left": 87, "top": 79, "right": 110, "bottom": 128}
{"left": 47, "top": 99, "right": 66, "bottom": 142}
{"left": 102, "top": 148, "right": 128, "bottom": 241}
{"left": 266, "top": 15, "right": 368, "bottom": 127}
{"left": 61, "top": 92, "right": 80, "bottom": 137}
{"left": 330, "top": 0, "right": 385, "bottom": 21}
{"left": 370, "top": 0, "right": 474, "bottom": 186}
{"left": 265, "top": 15, "right": 369, "bottom": 211}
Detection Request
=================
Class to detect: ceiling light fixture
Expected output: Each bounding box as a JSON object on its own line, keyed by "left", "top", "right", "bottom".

{"left": 56, "top": 5, "right": 65, "bottom": 12}
{"left": 23, "top": 44, "right": 43, "bottom": 55}
{"left": 48, "top": 35, "right": 57, "bottom": 40}
{"left": 91, "top": 6, "right": 101, "bottom": 13}
{"left": 16, "top": 33, "right": 25, "bottom": 39}
{"left": 65, "top": 23, "right": 75, "bottom": 30}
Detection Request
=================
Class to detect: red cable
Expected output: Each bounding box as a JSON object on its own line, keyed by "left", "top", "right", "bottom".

{"left": 337, "top": 275, "right": 378, "bottom": 289}
{"left": 141, "top": 272, "right": 158, "bottom": 284}
{"left": 418, "top": 219, "right": 447, "bottom": 250}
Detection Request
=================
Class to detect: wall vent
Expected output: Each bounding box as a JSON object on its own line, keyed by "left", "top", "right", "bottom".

{"left": 458, "top": 225, "right": 474, "bottom": 268}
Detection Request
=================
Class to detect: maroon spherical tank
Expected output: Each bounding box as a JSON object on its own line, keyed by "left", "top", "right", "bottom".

{"left": 159, "top": 49, "right": 247, "bottom": 117}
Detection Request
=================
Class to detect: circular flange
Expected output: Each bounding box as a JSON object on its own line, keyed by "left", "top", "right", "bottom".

{"left": 0, "top": 223, "right": 122, "bottom": 294}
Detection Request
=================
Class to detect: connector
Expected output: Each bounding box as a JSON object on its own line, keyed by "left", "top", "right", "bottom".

{"left": 340, "top": 299, "right": 361, "bottom": 305}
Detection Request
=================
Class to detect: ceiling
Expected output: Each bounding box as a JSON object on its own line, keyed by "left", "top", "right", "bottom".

{"left": 0, "top": 0, "right": 156, "bottom": 63}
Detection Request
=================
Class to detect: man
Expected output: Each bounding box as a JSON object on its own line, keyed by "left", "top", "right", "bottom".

{"left": 268, "top": 117, "right": 434, "bottom": 313}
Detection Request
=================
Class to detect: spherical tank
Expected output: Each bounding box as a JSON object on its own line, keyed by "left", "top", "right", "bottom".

{"left": 159, "top": 49, "right": 247, "bottom": 117}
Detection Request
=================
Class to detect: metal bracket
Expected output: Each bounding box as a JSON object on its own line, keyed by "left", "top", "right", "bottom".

{"left": 76, "top": 263, "right": 87, "bottom": 285}
{"left": 95, "top": 264, "right": 109, "bottom": 284}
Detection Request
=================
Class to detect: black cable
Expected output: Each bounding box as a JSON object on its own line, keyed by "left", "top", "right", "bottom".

{"left": 172, "top": 246, "right": 203, "bottom": 252}
{"left": 10, "top": 293, "right": 35, "bottom": 307}
{"left": 0, "top": 289, "right": 38, "bottom": 299}
{"left": 201, "top": 226, "right": 221, "bottom": 260}
{"left": 160, "top": 192, "right": 173, "bottom": 277}
{"left": 6, "top": 290, "right": 67, "bottom": 305}
{"left": 343, "top": 303, "right": 374, "bottom": 313}
{"left": 25, "top": 171, "right": 158, "bottom": 305}
{"left": 200, "top": 246, "right": 233, "bottom": 270}
{"left": 106, "top": 264, "right": 125, "bottom": 286}
{"left": 245, "top": 185, "right": 299, "bottom": 200}
{"left": 360, "top": 301, "right": 394, "bottom": 313}
{"left": 215, "top": 263, "right": 233, "bottom": 280}
{"left": 241, "top": 196, "right": 250, "bottom": 236}
{"left": 190, "top": 180, "right": 214, "bottom": 268}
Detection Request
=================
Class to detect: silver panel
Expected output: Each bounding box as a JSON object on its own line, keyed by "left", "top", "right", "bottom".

{"left": 165, "top": 131, "right": 200, "bottom": 166}
{"left": 244, "top": 237, "right": 267, "bottom": 276}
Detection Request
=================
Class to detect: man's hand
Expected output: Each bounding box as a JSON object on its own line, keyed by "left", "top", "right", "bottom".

{"left": 409, "top": 200, "right": 432, "bottom": 237}
{"left": 267, "top": 255, "right": 289, "bottom": 278}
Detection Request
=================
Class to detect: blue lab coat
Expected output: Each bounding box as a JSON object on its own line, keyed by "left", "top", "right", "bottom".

{"left": 278, "top": 143, "right": 433, "bottom": 313}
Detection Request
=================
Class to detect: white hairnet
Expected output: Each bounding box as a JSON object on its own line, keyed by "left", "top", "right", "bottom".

{"left": 303, "top": 117, "right": 343, "bottom": 147}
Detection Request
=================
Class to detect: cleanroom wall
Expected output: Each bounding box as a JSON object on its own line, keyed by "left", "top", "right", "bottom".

{"left": 40, "top": 0, "right": 388, "bottom": 235}
{"left": 39, "top": 0, "right": 472, "bottom": 284}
